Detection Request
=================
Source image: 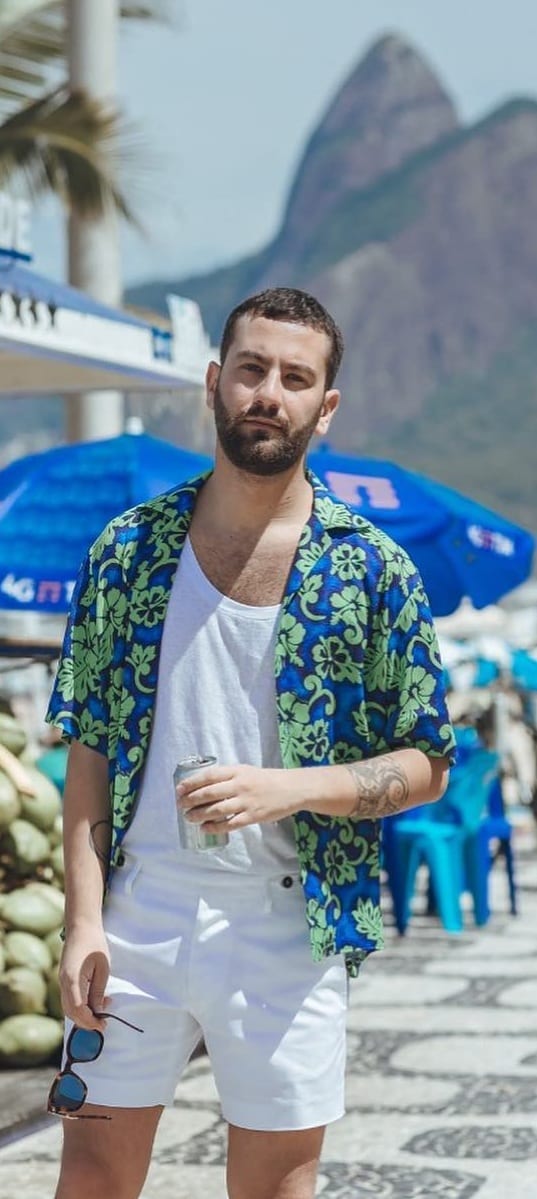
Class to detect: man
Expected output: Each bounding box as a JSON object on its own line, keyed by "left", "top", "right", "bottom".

{"left": 46, "top": 287, "right": 455, "bottom": 1199}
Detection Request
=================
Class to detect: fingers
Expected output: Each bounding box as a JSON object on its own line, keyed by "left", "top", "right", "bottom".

{"left": 66, "top": 1002, "right": 107, "bottom": 1031}
{"left": 59, "top": 952, "right": 110, "bottom": 1030}
{"left": 199, "top": 812, "right": 247, "bottom": 833}
{"left": 176, "top": 776, "right": 234, "bottom": 809}
{"left": 87, "top": 954, "right": 110, "bottom": 1019}
{"left": 59, "top": 985, "right": 107, "bottom": 1031}
{"left": 175, "top": 765, "right": 283, "bottom": 828}
{"left": 178, "top": 786, "right": 237, "bottom": 820}
{"left": 182, "top": 796, "right": 240, "bottom": 825}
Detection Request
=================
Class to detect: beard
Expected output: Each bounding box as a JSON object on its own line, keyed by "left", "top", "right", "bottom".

{"left": 213, "top": 383, "right": 323, "bottom": 477}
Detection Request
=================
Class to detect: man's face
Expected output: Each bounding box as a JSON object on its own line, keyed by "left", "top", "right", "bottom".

{"left": 207, "top": 315, "right": 339, "bottom": 476}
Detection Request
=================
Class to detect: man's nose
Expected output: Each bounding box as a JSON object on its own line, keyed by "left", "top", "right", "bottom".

{"left": 256, "top": 369, "right": 283, "bottom": 409}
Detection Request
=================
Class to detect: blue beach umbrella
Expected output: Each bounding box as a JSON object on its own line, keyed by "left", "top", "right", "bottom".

{"left": 0, "top": 439, "right": 533, "bottom": 620}
{"left": 0, "top": 432, "right": 212, "bottom": 613}
{"left": 307, "top": 448, "right": 535, "bottom": 617}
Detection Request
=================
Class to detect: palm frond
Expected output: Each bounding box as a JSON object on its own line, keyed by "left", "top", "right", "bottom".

{"left": 0, "top": 1, "right": 175, "bottom": 113}
{"left": 0, "top": 1, "right": 55, "bottom": 39}
{"left": 0, "top": 10, "right": 63, "bottom": 110}
{"left": 0, "top": 86, "right": 143, "bottom": 223}
{"left": 119, "top": 3, "right": 174, "bottom": 17}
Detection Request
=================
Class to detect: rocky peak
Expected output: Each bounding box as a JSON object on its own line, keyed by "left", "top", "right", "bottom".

{"left": 320, "top": 33, "right": 459, "bottom": 142}
{"left": 268, "top": 33, "right": 460, "bottom": 277}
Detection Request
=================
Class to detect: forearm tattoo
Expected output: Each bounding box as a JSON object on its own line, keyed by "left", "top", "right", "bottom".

{"left": 89, "top": 819, "right": 112, "bottom": 869}
{"left": 345, "top": 758, "right": 410, "bottom": 818}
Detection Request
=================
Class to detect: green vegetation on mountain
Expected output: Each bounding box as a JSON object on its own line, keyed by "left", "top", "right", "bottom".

{"left": 129, "top": 70, "right": 537, "bottom": 535}
{"left": 132, "top": 245, "right": 271, "bottom": 344}
{"left": 297, "top": 98, "right": 537, "bottom": 279}
{"left": 129, "top": 97, "right": 537, "bottom": 341}
{"left": 365, "top": 325, "right": 537, "bottom": 532}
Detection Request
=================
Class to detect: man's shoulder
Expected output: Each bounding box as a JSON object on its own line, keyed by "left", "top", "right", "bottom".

{"left": 312, "top": 480, "right": 417, "bottom": 581}
{"left": 89, "top": 474, "right": 207, "bottom": 562}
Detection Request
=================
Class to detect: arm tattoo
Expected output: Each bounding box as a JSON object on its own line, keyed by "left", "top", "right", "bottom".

{"left": 345, "top": 758, "right": 410, "bottom": 818}
{"left": 89, "top": 819, "right": 112, "bottom": 868}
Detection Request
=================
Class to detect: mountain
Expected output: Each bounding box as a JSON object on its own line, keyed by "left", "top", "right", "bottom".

{"left": 128, "top": 33, "right": 537, "bottom": 533}
{"left": 250, "top": 33, "right": 460, "bottom": 289}
{"left": 131, "top": 33, "right": 461, "bottom": 347}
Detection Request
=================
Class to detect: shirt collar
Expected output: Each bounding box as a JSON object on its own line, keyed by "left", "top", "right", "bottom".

{"left": 171, "top": 467, "right": 354, "bottom": 531}
{"left": 166, "top": 467, "right": 355, "bottom": 603}
{"left": 306, "top": 468, "right": 358, "bottom": 532}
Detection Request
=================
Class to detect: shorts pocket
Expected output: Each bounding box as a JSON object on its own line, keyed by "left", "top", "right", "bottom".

{"left": 112, "top": 853, "right": 143, "bottom": 896}
{"left": 266, "top": 873, "right": 303, "bottom": 916}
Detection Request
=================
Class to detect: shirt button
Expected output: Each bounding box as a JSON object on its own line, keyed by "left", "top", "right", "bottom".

{"left": 117, "top": 852, "right": 126, "bottom": 867}
{"left": 281, "top": 876, "right": 294, "bottom": 889}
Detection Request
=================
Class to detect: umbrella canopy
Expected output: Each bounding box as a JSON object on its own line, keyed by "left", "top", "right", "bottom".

{"left": 0, "top": 252, "right": 209, "bottom": 392}
{"left": 0, "top": 439, "right": 533, "bottom": 619}
{"left": 307, "top": 448, "right": 535, "bottom": 616}
{"left": 0, "top": 432, "right": 212, "bottom": 613}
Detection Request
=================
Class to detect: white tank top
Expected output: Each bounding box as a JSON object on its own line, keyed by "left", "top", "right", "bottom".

{"left": 124, "top": 535, "right": 298, "bottom": 874}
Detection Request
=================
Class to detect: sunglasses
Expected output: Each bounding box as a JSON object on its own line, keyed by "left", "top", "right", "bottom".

{"left": 47, "top": 1011, "right": 144, "bottom": 1121}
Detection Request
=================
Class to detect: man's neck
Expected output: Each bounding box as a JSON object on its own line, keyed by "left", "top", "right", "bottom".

{"left": 194, "top": 453, "right": 313, "bottom": 538}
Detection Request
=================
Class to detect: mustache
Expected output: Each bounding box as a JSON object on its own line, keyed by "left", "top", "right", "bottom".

{"left": 238, "top": 404, "right": 288, "bottom": 432}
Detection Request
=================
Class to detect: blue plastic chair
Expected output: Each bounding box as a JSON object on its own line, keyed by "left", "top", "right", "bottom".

{"left": 382, "top": 747, "right": 513, "bottom": 934}
{"left": 447, "top": 728, "right": 517, "bottom": 920}
{"left": 383, "top": 802, "right": 465, "bottom": 933}
{"left": 463, "top": 774, "right": 517, "bottom": 923}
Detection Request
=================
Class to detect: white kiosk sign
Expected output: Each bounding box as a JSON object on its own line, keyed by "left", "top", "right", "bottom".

{"left": 0, "top": 193, "right": 32, "bottom": 257}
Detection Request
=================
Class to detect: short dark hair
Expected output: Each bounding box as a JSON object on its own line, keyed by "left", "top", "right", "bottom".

{"left": 219, "top": 287, "right": 344, "bottom": 388}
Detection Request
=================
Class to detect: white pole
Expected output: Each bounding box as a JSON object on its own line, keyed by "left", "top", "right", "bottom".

{"left": 66, "top": 0, "right": 124, "bottom": 442}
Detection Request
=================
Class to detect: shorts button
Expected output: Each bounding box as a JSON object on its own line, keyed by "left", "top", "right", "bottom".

{"left": 281, "top": 875, "right": 294, "bottom": 888}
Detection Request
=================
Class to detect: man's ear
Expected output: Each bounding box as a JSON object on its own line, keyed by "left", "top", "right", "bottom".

{"left": 206, "top": 361, "right": 220, "bottom": 410}
{"left": 315, "top": 389, "right": 340, "bottom": 436}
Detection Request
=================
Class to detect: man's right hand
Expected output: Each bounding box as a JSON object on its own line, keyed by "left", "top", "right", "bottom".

{"left": 58, "top": 925, "right": 111, "bottom": 1030}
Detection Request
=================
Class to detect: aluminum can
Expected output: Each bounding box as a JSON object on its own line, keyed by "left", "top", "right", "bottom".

{"left": 174, "top": 755, "right": 229, "bottom": 851}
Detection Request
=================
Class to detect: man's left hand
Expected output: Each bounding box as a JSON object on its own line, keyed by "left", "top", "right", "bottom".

{"left": 176, "top": 763, "right": 306, "bottom": 831}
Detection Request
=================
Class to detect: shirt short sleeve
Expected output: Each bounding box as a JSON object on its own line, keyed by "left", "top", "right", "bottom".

{"left": 377, "top": 549, "right": 457, "bottom": 763}
{"left": 45, "top": 545, "right": 111, "bottom": 757}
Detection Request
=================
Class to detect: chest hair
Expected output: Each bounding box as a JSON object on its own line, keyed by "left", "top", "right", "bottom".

{"left": 189, "top": 531, "right": 301, "bottom": 606}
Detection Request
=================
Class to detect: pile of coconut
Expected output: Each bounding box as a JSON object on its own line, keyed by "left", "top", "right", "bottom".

{"left": 0, "top": 712, "right": 65, "bottom": 1068}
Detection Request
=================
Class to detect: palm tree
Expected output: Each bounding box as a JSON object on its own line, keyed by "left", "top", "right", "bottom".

{"left": 0, "top": 1, "right": 171, "bottom": 221}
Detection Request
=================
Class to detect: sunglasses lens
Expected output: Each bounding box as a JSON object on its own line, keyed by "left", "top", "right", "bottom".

{"left": 50, "top": 1073, "right": 86, "bottom": 1112}
{"left": 69, "top": 1028, "right": 103, "bottom": 1062}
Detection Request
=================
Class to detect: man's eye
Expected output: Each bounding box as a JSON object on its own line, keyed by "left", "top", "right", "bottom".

{"left": 242, "top": 362, "right": 263, "bottom": 374}
{"left": 287, "top": 374, "right": 307, "bottom": 386}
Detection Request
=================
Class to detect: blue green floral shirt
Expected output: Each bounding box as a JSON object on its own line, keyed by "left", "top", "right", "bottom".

{"left": 47, "top": 470, "right": 455, "bottom": 977}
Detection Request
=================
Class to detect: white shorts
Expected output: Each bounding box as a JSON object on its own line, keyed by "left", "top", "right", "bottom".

{"left": 66, "top": 852, "right": 349, "bottom": 1131}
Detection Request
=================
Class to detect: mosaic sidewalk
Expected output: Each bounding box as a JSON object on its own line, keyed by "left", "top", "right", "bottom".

{"left": 0, "top": 819, "right": 535, "bottom": 1198}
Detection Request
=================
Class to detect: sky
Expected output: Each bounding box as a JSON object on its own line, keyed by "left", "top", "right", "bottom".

{"left": 27, "top": 0, "right": 537, "bottom": 289}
